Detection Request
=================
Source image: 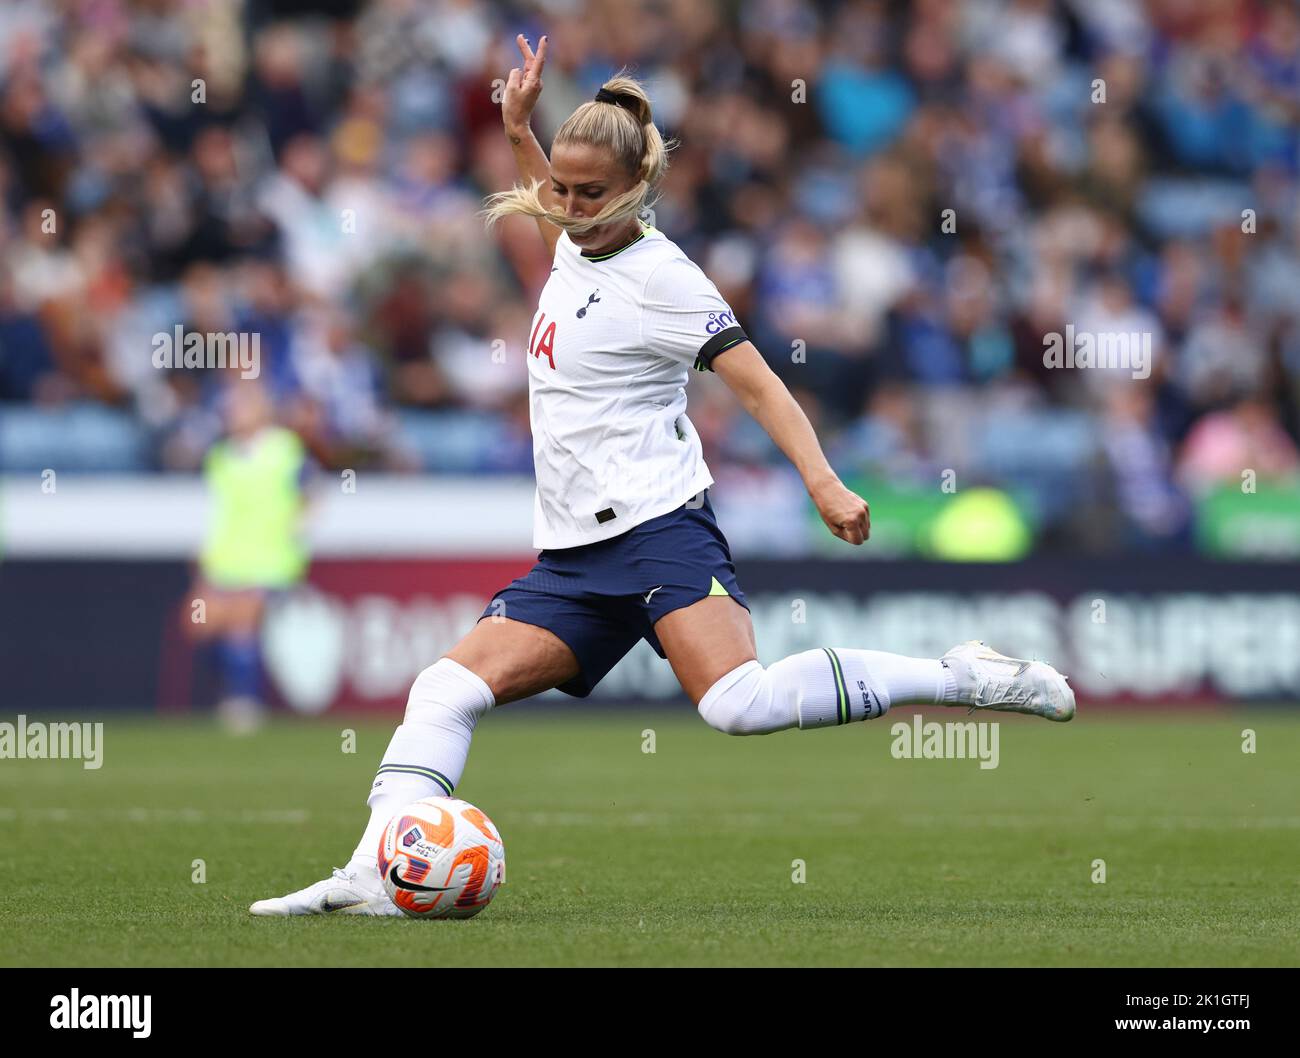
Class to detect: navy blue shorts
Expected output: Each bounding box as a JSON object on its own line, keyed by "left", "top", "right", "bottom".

{"left": 478, "top": 489, "right": 749, "bottom": 698}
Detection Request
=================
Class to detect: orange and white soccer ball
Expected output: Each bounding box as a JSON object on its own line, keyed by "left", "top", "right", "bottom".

{"left": 378, "top": 797, "right": 505, "bottom": 919}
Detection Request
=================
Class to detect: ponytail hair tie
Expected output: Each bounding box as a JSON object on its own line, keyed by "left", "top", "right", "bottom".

{"left": 595, "top": 87, "right": 628, "bottom": 109}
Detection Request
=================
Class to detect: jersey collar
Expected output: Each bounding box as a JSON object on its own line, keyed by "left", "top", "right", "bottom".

{"left": 579, "top": 224, "right": 651, "bottom": 262}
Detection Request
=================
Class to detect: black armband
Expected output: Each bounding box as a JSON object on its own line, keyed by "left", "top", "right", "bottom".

{"left": 692, "top": 327, "right": 748, "bottom": 372}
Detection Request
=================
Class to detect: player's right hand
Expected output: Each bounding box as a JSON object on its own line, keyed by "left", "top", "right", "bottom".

{"left": 812, "top": 478, "right": 871, "bottom": 546}
{"left": 503, "top": 33, "right": 547, "bottom": 133}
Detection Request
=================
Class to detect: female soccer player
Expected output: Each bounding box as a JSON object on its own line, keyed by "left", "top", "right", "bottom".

{"left": 251, "top": 35, "right": 1073, "bottom": 917}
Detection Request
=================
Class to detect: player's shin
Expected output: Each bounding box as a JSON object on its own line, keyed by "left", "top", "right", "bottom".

{"left": 345, "top": 657, "right": 495, "bottom": 876}
{"left": 696, "top": 649, "right": 957, "bottom": 735}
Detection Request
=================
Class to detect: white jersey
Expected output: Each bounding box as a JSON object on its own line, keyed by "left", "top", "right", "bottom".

{"left": 524, "top": 224, "right": 748, "bottom": 549}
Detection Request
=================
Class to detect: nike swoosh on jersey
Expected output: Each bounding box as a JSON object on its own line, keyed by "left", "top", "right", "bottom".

{"left": 643, "top": 586, "right": 663, "bottom": 604}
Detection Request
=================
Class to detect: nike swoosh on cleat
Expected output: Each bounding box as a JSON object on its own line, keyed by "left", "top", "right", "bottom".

{"left": 976, "top": 653, "right": 1030, "bottom": 676}
{"left": 388, "top": 864, "right": 454, "bottom": 893}
{"left": 319, "top": 896, "right": 365, "bottom": 912}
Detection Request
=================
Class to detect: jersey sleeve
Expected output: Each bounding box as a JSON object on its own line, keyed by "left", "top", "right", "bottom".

{"left": 640, "top": 255, "right": 749, "bottom": 372}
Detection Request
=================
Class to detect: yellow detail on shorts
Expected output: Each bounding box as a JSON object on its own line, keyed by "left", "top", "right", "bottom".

{"left": 708, "top": 576, "right": 729, "bottom": 597}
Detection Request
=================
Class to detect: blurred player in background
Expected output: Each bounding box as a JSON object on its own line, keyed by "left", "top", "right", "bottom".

{"left": 185, "top": 379, "right": 311, "bottom": 734}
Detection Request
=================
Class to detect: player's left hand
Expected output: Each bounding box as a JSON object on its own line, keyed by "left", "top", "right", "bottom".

{"left": 811, "top": 478, "right": 870, "bottom": 545}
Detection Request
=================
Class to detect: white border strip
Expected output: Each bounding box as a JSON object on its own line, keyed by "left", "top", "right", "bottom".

{"left": 0, "top": 474, "right": 537, "bottom": 557}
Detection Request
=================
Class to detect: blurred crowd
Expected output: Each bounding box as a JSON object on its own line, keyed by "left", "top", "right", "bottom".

{"left": 2, "top": 0, "right": 1300, "bottom": 555}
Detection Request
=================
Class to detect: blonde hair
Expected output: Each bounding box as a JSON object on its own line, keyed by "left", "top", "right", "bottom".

{"left": 481, "top": 71, "right": 675, "bottom": 236}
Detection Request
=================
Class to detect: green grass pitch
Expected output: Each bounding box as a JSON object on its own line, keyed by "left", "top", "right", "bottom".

{"left": 2, "top": 708, "right": 1298, "bottom": 967}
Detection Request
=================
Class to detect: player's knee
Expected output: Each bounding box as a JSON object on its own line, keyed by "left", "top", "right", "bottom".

{"left": 696, "top": 659, "right": 782, "bottom": 736}
{"left": 405, "top": 657, "right": 495, "bottom": 728}
{"left": 698, "top": 650, "right": 853, "bottom": 734}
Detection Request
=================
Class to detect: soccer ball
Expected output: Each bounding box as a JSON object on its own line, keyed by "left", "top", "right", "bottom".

{"left": 378, "top": 796, "right": 505, "bottom": 919}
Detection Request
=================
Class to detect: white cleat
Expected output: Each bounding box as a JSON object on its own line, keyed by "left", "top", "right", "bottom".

{"left": 249, "top": 866, "right": 403, "bottom": 917}
{"left": 941, "top": 640, "right": 1076, "bottom": 722}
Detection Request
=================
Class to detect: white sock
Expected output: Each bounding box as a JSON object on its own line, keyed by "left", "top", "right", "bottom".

{"left": 697, "top": 648, "right": 957, "bottom": 735}
{"left": 347, "top": 657, "right": 495, "bottom": 874}
{"left": 848, "top": 649, "right": 957, "bottom": 708}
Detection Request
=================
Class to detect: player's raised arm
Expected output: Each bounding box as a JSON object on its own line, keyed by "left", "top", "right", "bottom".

{"left": 501, "top": 34, "right": 561, "bottom": 259}
{"left": 712, "top": 340, "right": 872, "bottom": 545}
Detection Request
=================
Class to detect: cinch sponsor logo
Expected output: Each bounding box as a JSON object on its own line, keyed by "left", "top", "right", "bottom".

{"left": 50, "top": 990, "right": 151, "bottom": 1038}
{"left": 0, "top": 715, "right": 103, "bottom": 770}
{"left": 890, "top": 715, "right": 999, "bottom": 770}
{"left": 704, "top": 310, "right": 736, "bottom": 335}
{"left": 151, "top": 325, "right": 261, "bottom": 379}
